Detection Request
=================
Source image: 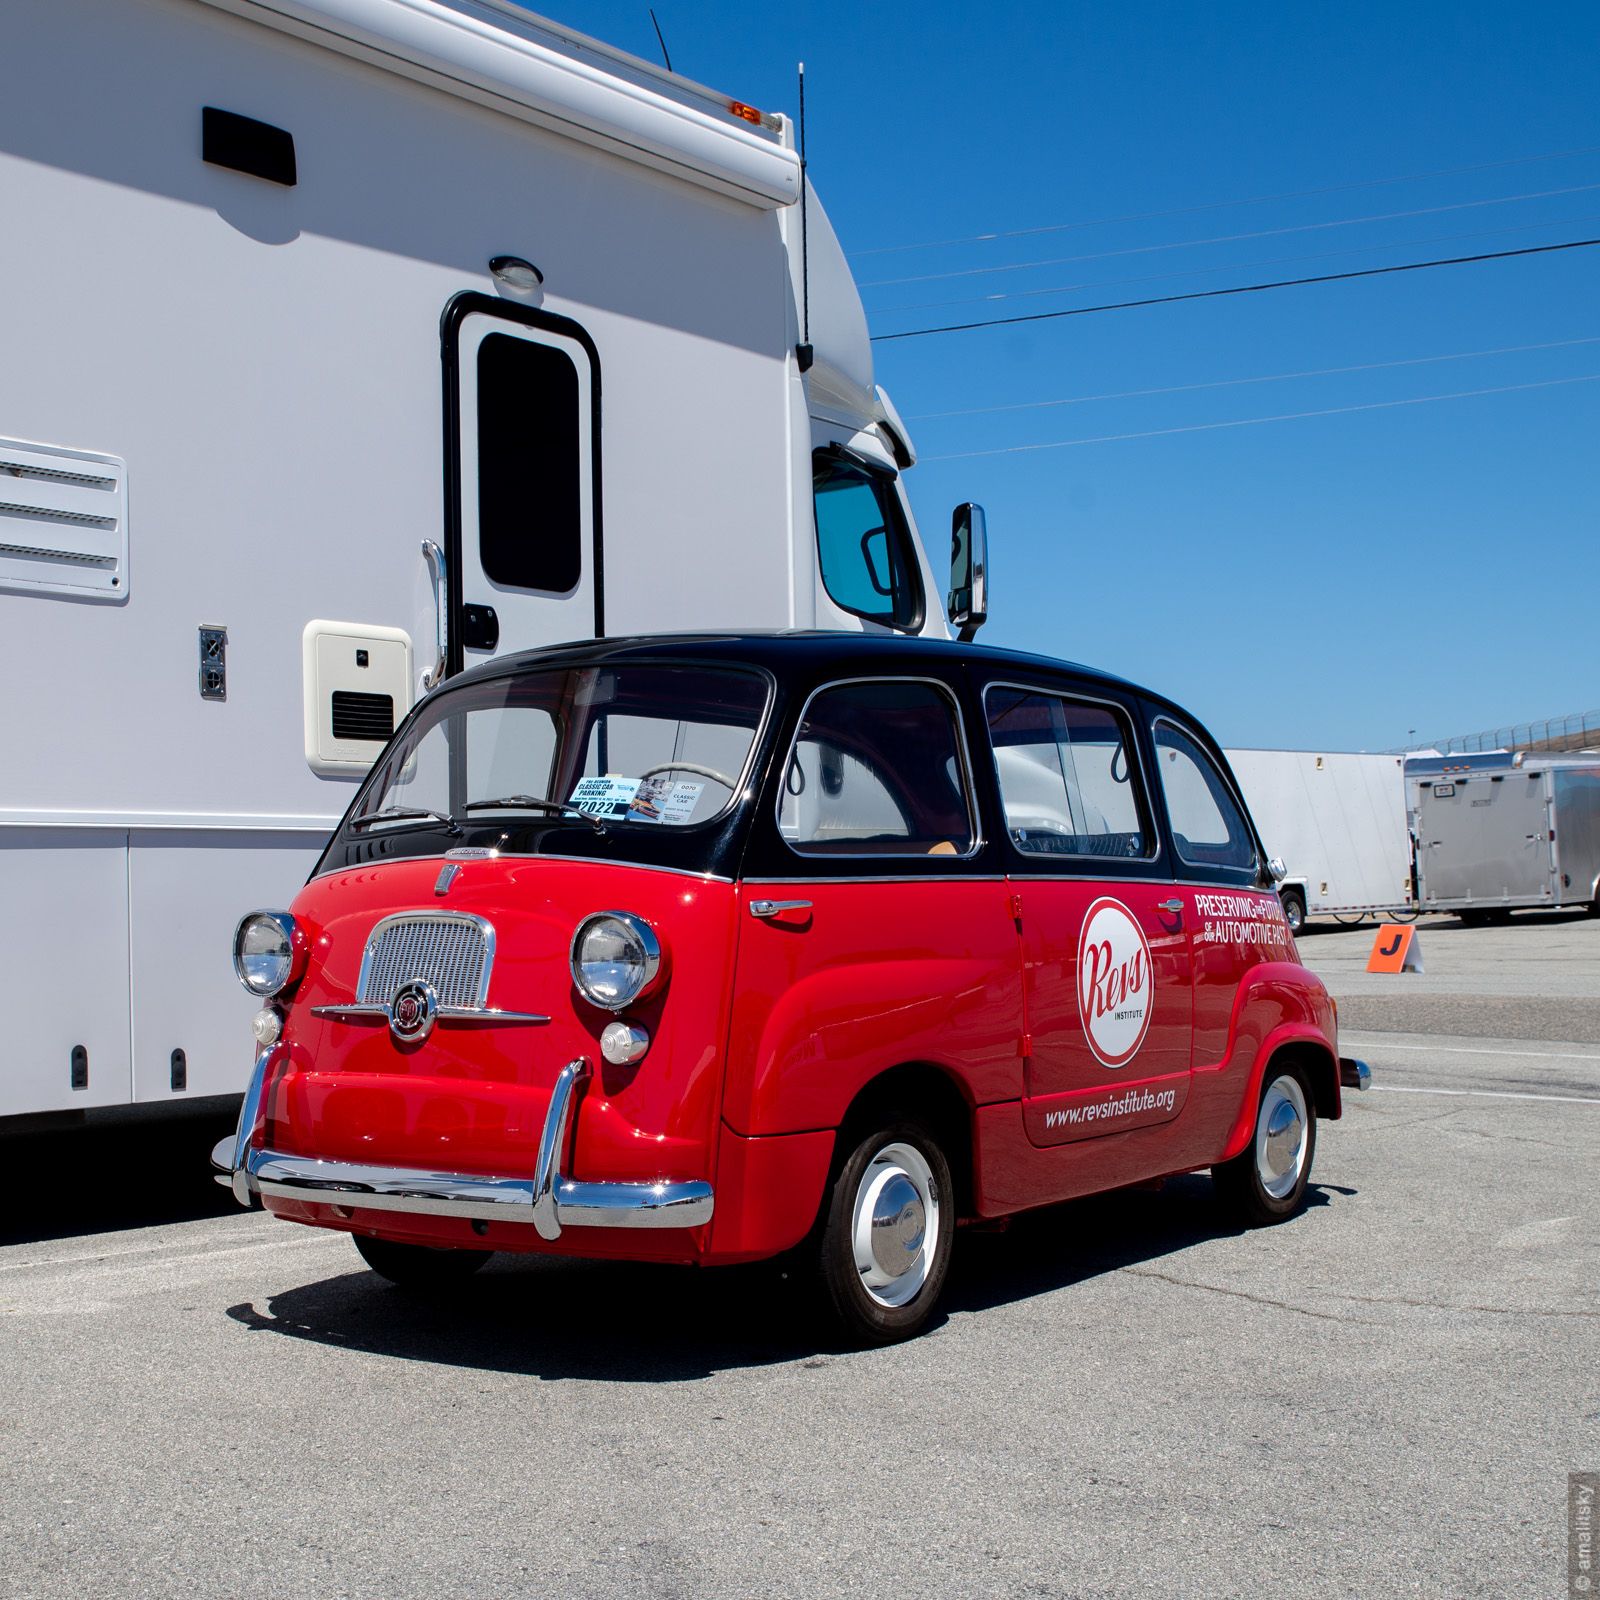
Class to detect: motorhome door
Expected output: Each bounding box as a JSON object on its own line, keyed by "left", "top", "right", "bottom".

{"left": 443, "top": 295, "right": 601, "bottom": 674}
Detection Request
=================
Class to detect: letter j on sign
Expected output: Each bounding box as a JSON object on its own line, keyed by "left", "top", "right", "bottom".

{"left": 1366, "top": 923, "right": 1423, "bottom": 974}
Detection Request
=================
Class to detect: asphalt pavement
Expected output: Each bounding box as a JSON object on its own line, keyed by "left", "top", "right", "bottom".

{"left": 1, "top": 912, "right": 1595, "bottom": 1598}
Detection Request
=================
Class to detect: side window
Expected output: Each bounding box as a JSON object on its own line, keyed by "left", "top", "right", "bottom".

{"left": 1154, "top": 722, "right": 1257, "bottom": 872}
{"left": 812, "top": 453, "right": 921, "bottom": 630}
{"left": 985, "top": 686, "right": 1151, "bottom": 860}
{"left": 477, "top": 332, "right": 581, "bottom": 592}
{"left": 779, "top": 680, "right": 973, "bottom": 856}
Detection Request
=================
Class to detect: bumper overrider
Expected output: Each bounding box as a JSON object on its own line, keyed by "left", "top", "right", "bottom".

{"left": 210, "top": 1053, "right": 714, "bottom": 1240}
{"left": 1339, "top": 1057, "right": 1372, "bottom": 1091}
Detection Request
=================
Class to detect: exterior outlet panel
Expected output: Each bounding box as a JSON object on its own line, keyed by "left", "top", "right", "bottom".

{"left": 303, "top": 621, "right": 413, "bottom": 775}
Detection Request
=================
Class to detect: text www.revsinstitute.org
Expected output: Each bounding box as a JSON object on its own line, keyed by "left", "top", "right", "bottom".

{"left": 1043, "top": 1086, "right": 1177, "bottom": 1130}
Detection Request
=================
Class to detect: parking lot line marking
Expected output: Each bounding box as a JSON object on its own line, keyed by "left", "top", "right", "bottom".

{"left": 1372, "top": 1084, "right": 1600, "bottom": 1106}
{"left": 1347, "top": 1041, "right": 1600, "bottom": 1063}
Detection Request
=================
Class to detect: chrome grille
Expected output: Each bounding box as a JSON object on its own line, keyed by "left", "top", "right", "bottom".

{"left": 357, "top": 913, "right": 494, "bottom": 1009}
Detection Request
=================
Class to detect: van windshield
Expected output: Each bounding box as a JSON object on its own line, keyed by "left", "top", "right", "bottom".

{"left": 340, "top": 662, "right": 770, "bottom": 857}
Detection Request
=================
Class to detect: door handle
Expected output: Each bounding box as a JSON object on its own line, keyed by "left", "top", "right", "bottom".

{"left": 1156, "top": 898, "right": 1184, "bottom": 915}
{"left": 420, "top": 538, "right": 448, "bottom": 689}
{"left": 749, "top": 899, "right": 813, "bottom": 920}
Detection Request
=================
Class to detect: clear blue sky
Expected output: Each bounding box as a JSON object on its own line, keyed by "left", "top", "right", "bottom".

{"left": 535, "top": 1, "right": 1598, "bottom": 751}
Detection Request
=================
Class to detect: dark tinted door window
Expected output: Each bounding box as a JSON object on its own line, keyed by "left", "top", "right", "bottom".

{"left": 812, "top": 454, "right": 921, "bottom": 629}
{"left": 779, "top": 680, "right": 973, "bottom": 856}
{"left": 477, "top": 332, "right": 581, "bottom": 592}
{"left": 985, "top": 686, "right": 1152, "bottom": 861}
{"left": 1154, "top": 721, "right": 1257, "bottom": 872}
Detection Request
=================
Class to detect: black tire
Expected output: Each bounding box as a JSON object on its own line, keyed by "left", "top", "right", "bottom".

{"left": 353, "top": 1233, "right": 493, "bottom": 1289}
{"left": 1332, "top": 913, "right": 1368, "bottom": 927}
{"left": 1280, "top": 890, "right": 1306, "bottom": 935}
{"left": 815, "top": 1120, "right": 954, "bottom": 1346}
{"left": 1212, "top": 1061, "right": 1317, "bottom": 1227}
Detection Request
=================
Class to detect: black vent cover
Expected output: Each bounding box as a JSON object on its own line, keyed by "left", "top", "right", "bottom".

{"left": 203, "top": 107, "right": 297, "bottom": 186}
{"left": 331, "top": 691, "right": 395, "bottom": 742}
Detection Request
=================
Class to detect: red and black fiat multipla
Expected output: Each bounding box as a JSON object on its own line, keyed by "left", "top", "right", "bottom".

{"left": 215, "top": 632, "right": 1369, "bottom": 1343}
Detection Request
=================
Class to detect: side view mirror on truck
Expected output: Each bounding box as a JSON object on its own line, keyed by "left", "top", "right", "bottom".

{"left": 948, "top": 502, "right": 989, "bottom": 642}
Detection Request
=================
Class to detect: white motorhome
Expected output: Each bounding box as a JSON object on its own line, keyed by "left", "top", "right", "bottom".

{"left": 1225, "top": 749, "right": 1415, "bottom": 931}
{"left": 1, "top": 0, "right": 985, "bottom": 1119}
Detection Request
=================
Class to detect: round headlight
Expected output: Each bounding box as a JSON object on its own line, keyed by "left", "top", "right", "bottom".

{"left": 570, "top": 912, "right": 663, "bottom": 1012}
{"left": 233, "top": 910, "right": 299, "bottom": 998}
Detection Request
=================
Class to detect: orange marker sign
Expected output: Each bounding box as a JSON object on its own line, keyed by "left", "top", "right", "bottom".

{"left": 1366, "top": 923, "right": 1423, "bottom": 974}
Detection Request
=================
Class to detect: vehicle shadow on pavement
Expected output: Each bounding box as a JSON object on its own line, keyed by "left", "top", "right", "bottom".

{"left": 0, "top": 1105, "right": 242, "bottom": 1246}
{"left": 222, "top": 1175, "right": 1355, "bottom": 1380}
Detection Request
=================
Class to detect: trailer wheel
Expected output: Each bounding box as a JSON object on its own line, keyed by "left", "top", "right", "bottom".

{"left": 353, "top": 1234, "right": 493, "bottom": 1289}
{"left": 1279, "top": 889, "right": 1306, "bottom": 935}
{"left": 815, "top": 1120, "right": 954, "bottom": 1346}
{"left": 1333, "top": 913, "right": 1368, "bottom": 927}
{"left": 1213, "top": 1061, "right": 1317, "bottom": 1226}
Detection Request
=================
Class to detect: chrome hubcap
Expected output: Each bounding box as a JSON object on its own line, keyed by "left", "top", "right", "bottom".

{"left": 850, "top": 1142, "right": 941, "bottom": 1308}
{"left": 1256, "top": 1076, "right": 1308, "bottom": 1200}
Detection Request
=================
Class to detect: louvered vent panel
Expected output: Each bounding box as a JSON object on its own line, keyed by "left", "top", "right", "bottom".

{"left": 358, "top": 915, "right": 491, "bottom": 1008}
{"left": 0, "top": 438, "right": 128, "bottom": 601}
{"left": 330, "top": 690, "right": 395, "bottom": 742}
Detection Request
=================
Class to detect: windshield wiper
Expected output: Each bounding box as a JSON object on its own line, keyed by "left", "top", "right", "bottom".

{"left": 462, "top": 794, "right": 607, "bottom": 834}
{"left": 349, "top": 805, "right": 462, "bottom": 836}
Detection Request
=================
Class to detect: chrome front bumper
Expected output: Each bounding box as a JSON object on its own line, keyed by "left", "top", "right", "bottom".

{"left": 1339, "top": 1057, "right": 1372, "bottom": 1091}
{"left": 210, "top": 1054, "right": 713, "bottom": 1240}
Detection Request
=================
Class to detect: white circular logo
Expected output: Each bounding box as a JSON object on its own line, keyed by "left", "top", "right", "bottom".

{"left": 1077, "top": 896, "right": 1154, "bottom": 1068}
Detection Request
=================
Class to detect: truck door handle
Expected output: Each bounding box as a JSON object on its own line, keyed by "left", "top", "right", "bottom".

{"left": 420, "top": 538, "right": 448, "bottom": 689}
{"left": 749, "top": 899, "right": 812, "bottom": 920}
{"left": 1156, "top": 898, "right": 1184, "bottom": 915}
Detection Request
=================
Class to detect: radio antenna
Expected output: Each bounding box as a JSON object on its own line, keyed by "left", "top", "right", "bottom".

{"left": 648, "top": 8, "right": 672, "bottom": 73}
{"left": 796, "top": 62, "right": 812, "bottom": 369}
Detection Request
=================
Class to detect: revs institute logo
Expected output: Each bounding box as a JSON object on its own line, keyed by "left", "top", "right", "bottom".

{"left": 1077, "top": 896, "right": 1154, "bottom": 1068}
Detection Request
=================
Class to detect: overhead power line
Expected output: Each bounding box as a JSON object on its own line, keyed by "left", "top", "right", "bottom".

{"left": 870, "top": 237, "right": 1600, "bottom": 343}
{"left": 906, "top": 336, "right": 1600, "bottom": 421}
{"left": 850, "top": 142, "right": 1600, "bottom": 258}
{"left": 920, "top": 373, "right": 1600, "bottom": 461}
{"left": 859, "top": 182, "right": 1600, "bottom": 289}
{"left": 880, "top": 210, "right": 1600, "bottom": 316}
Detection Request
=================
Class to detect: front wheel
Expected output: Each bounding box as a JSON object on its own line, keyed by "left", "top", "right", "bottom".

{"left": 1213, "top": 1063, "right": 1317, "bottom": 1226}
{"left": 816, "top": 1122, "right": 954, "bottom": 1346}
{"left": 353, "top": 1233, "right": 493, "bottom": 1289}
{"left": 1280, "top": 890, "right": 1306, "bottom": 935}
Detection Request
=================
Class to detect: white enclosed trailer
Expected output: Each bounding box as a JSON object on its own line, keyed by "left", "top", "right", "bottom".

{"left": 1225, "top": 749, "right": 1415, "bottom": 930}
{"left": 0, "top": 0, "right": 975, "bottom": 1119}
{"left": 1409, "top": 751, "right": 1600, "bottom": 918}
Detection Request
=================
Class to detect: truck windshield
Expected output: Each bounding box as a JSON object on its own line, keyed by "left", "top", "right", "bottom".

{"left": 344, "top": 663, "right": 770, "bottom": 851}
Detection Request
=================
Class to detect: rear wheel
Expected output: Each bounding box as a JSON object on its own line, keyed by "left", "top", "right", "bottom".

{"left": 1213, "top": 1062, "right": 1317, "bottom": 1226}
{"left": 816, "top": 1121, "right": 954, "bottom": 1346}
{"left": 353, "top": 1234, "right": 493, "bottom": 1289}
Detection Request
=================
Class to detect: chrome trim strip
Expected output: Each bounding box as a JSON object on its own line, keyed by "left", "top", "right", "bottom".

{"left": 309, "top": 1004, "right": 550, "bottom": 1026}
{"left": 229, "top": 1054, "right": 713, "bottom": 1234}
{"left": 742, "top": 874, "right": 1008, "bottom": 885}
{"left": 307, "top": 854, "right": 736, "bottom": 887}
{"left": 982, "top": 677, "right": 1163, "bottom": 868}
{"left": 775, "top": 675, "right": 986, "bottom": 862}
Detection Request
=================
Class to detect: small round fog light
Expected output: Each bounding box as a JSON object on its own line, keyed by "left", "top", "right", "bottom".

{"left": 252, "top": 1007, "right": 282, "bottom": 1049}
{"left": 600, "top": 1020, "right": 650, "bottom": 1066}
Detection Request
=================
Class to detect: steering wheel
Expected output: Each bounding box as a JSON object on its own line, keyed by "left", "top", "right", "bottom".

{"left": 638, "top": 760, "right": 739, "bottom": 790}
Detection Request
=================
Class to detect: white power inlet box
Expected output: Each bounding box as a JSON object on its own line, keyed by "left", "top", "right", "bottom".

{"left": 302, "top": 620, "right": 412, "bottom": 776}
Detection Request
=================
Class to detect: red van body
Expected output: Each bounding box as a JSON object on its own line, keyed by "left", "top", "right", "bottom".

{"left": 216, "top": 634, "right": 1367, "bottom": 1341}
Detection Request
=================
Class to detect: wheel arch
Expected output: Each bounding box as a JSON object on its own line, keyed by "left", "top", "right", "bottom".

{"left": 835, "top": 1060, "right": 977, "bottom": 1219}
{"left": 1219, "top": 1027, "right": 1341, "bottom": 1163}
